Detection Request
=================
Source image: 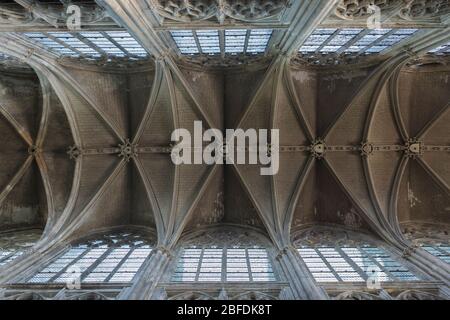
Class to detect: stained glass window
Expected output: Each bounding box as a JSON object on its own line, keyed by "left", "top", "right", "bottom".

{"left": 422, "top": 245, "right": 450, "bottom": 264}
{"left": 299, "top": 28, "right": 418, "bottom": 55}
{"left": 171, "top": 29, "right": 273, "bottom": 55}
{"left": 0, "top": 230, "right": 41, "bottom": 268}
{"left": 22, "top": 31, "right": 148, "bottom": 59}
{"left": 171, "top": 247, "right": 276, "bottom": 282}
{"left": 27, "top": 232, "right": 153, "bottom": 284}
{"left": 297, "top": 245, "right": 420, "bottom": 283}
{"left": 429, "top": 42, "right": 450, "bottom": 55}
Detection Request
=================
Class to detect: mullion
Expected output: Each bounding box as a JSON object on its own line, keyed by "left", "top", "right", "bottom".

{"left": 336, "top": 29, "right": 370, "bottom": 54}
{"left": 360, "top": 29, "right": 396, "bottom": 54}
{"left": 315, "top": 248, "right": 343, "bottom": 281}
{"left": 245, "top": 248, "right": 253, "bottom": 282}
{"left": 362, "top": 248, "right": 397, "bottom": 281}
{"left": 104, "top": 247, "right": 135, "bottom": 282}
{"left": 222, "top": 247, "right": 227, "bottom": 282}
{"left": 79, "top": 247, "right": 114, "bottom": 282}
{"left": 100, "top": 31, "right": 130, "bottom": 56}
{"left": 336, "top": 247, "right": 368, "bottom": 281}
{"left": 71, "top": 33, "right": 105, "bottom": 57}
{"left": 42, "top": 32, "right": 82, "bottom": 56}
{"left": 315, "top": 29, "right": 341, "bottom": 53}
{"left": 47, "top": 247, "right": 90, "bottom": 283}
{"left": 243, "top": 30, "right": 251, "bottom": 54}
{"left": 219, "top": 30, "right": 225, "bottom": 57}
{"left": 193, "top": 31, "right": 203, "bottom": 54}
{"left": 195, "top": 248, "right": 205, "bottom": 281}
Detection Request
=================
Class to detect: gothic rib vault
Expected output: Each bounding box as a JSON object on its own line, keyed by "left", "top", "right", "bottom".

{"left": 0, "top": 0, "right": 448, "bottom": 300}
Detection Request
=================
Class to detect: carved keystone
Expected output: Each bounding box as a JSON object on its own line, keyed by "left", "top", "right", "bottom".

{"left": 119, "top": 139, "right": 137, "bottom": 162}
{"left": 404, "top": 139, "right": 423, "bottom": 158}
{"left": 310, "top": 139, "right": 326, "bottom": 159}
{"left": 360, "top": 142, "right": 374, "bottom": 156}
{"left": 28, "top": 145, "right": 40, "bottom": 156}
{"left": 67, "top": 145, "right": 81, "bottom": 160}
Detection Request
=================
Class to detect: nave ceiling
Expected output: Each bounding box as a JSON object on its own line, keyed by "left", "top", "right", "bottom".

{"left": 0, "top": 0, "right": 448, "bottom": 300}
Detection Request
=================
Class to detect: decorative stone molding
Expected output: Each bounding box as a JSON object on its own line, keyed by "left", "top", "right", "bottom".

{"left": 0, "top": 1, "right": 109, "bottom": 27}
{"left": 405, "top": 54, "right": 450, "bottom": 68}
{"left": 360, "top": 141, "right": 375, "bottom": 156}
{"left": 66, "top": 143, "right": 173, "bottom": 160}
{"left": 395, "top": 289, "right": 445, "bottom": 300}
{"left": 166, "top": 287, "right": 282, "bottom": 300}
{"left": 292, "top": 226, "right": 372, "bottom": 247}
{"left": 401, "top": 245, "right": 417, "bottom": 257}
{"left": 151, "top": 0, "right": 288, "bottom": 23}
{"left": 334, "top": 290, "right": 383, "bottom": 300}
{"left": 399, "top": 0, "right": 450, "bottom": 20}
{"left": 222, "top": 0, "right": 289, "bottom": 22}
{"left": 178, "top": 54, "right": 273, "bottom": 70}
{"left": 180, "top": 226, "right": 270, "bottom": 247}
{"left": 401, "top": 222, "right": 450, "bottom": 245}
{"left": 1, "top": 287, "right": 123, "bottom": 300}
{"left": 337, "top": 208, "right": 363, "bottom": 229}
{"left": 118, "top": 139, "right": 138, "bottom": 162}
{"left": 67, "top": 145, "right": 81, "bottom": 160}
{"left": 152, "top": 0, "right": 217, "bottom": 22}
{"left": 0, "top": 5, "right": 33, "bottom": 24}
{"left": 291, "top": 53, "right": 363, "bottom": 67}
{"left": 8, "top": 292, "right": 46, "bottom": 300}
{"left": 70, "top": 230, "right": 157, "bottom": 248}
{"left": 335, "top": 0, "right": 399, "bottom": 20}
{"left": 404, "top": 138, "right": 424, "bottom": 158}
{"left": 309, "top": 139, "right": 326, "bottom": 159}
{"left": 275, "top": 246, "right": 289, "bottom": 261}
{"left": 0, "top": 229, "right": 41, "bottom": 252}
{"left": 66, "top": 291, "right": 110, "bottom": 300}
{"left": 58, "top": 56, "right": 154, "bottom": 72}
{"left": 333, "top": 0, "right": 449, "bottom": 21}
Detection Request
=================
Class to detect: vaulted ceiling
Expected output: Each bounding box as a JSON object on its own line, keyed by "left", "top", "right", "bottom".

{"left": 0, "top": 0, "right": 448, "bottom": 253}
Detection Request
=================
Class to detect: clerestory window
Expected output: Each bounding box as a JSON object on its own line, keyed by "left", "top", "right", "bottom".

{"left": 27, "top": 231, "right": 154, "bottom": 284}
{"left": 171, "top": 246, "right": 276, "bottom": 282}
{"left": 22, "top": 31, "right": 148, "bottom": 59}
{"left": 299, "top": 28, "right": 418, "bottom": 55}
{"left": 297, "top": 245, "right": 420, "bottom": 283}
{"left": 0, "top": 229, "right": 41, "bottom": 267}
{"left": 170, "top": 29, "right": 273, "bottom": 56}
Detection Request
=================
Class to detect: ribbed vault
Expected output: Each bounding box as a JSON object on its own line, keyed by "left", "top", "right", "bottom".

{"left": 0, "top": 0, "right": 448, "bottom": 300}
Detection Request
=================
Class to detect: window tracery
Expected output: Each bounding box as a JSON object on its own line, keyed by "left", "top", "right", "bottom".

{"left": 0, "top": 1, "right": 109, "bottom": 27}
{"left": 0, "top": 229, "right": 42, "bottom": 268}
{"left": 151, "top": 0, "right": 288, "bottom": 23}
{"left": 333, "top": 0, "right": 449, "bottom": 21}
{"left": 293, "top": 227, "right": 421, "bottom": 283}
{"left": 428, "top": 41, "right": 450, "bottom": 55}
{"left": 22, "top": 31, "right": 148, "bottom": 60}
{"left": 170, "top": 28, "right": 273, "bottom": 55}
{"left": 402, "top": 222, "right": 450, "bottom": 264}
{"left": 298, "top": 28, "right": 418, "bottom": 56}
{"left": 171, "top": 228, "right": 277, "bottom": 283}
{"left": 27, "top": 231, "right": 155, "bottom": 284}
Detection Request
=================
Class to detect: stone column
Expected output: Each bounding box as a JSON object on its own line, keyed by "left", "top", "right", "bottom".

{"left": 119, "top": 247, "right": 172, "bottom": 300}
{"left": 403, "top": 247, "right": 450, "bottom": 283}
{"left": 275, "top": 246, "right": 328, "bottom": 300}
